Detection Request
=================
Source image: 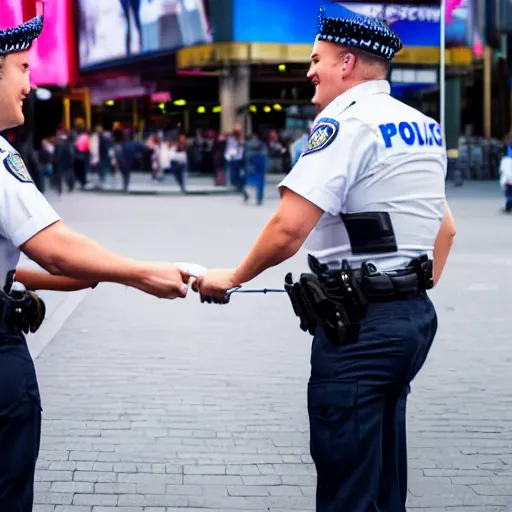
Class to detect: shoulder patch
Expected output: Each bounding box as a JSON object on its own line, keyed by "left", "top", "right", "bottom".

{"left": 4, "top": 153, "right": 33, "bottom": 183}
{"left": 302, "top": 117, "right": 340, "bottom": 157}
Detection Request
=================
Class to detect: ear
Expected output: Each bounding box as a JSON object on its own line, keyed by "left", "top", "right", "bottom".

{"left": 341, "top": 53, "right": 357, "bottom": 76}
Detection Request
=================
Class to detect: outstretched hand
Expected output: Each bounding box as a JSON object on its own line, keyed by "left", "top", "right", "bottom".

{"left": 192, "top": 268, "right": 239, "bottom": 304}
{"left": 132, "top": 262, "right": 191, "bottom": 299}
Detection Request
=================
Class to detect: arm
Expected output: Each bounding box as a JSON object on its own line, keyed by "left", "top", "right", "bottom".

{"left": 432, "top": 201, "right": 456, "bottom": 287}
{"left": 21, "top": 221, "right": 188, "bottom": 298}
{"left": 232, "top": 188, "right": 323, "bottom": 284}
{"left": 15, "top": 267, "right": 97, "bottom": 292}
{"left": 194, "top": 188, "right": 324, "bottom": 298}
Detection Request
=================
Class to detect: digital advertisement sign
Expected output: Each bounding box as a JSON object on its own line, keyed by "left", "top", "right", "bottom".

{"left": 233, "top": 0, "right": 474, "bottom": 49}
{"left": 0, "top": 0, "right": 23, "bottom": 31}
{"left": 30, "top": 0, "right": 74, "bottom": 86}
{"left": 0, "top": 0, "right": 74, "bottom": 87}
{"left": 78, "top": 0, "right": 213, "bottom": 70}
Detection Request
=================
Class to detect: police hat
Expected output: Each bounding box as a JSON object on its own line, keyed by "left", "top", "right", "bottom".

{"left": 0, "top": 16, "right": 44, "bottom": 57}
{"left": 316, "top": 5, "right": 402, "bottom": 62}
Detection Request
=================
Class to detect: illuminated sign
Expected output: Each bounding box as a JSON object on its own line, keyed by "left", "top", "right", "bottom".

{"left": 78, "top": 0, "right": 213, "bottom": 69}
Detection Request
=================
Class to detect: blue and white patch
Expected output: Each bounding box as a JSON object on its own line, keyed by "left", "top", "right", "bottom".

{"left": 4, "top": 153, "right": 32, "bottom": 183}
{"left": 302, "top": 118, "right": 340, "bottom": 157}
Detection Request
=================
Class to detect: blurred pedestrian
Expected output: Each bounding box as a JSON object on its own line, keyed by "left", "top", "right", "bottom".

{"left": 146, "top": 133, "right": 163, "bottom": 181}
{"left": 73, "top": 126, "right": 90, "bottom": 190}
{"left": 53, "top": 126, "right": 76, "bottom": 195}
{"left": 167, "top": 135, "right": 188, "bottom": 192}
{"left": 110, "top": 129, "right": 145, "bottom": 192}
{"left": 499, "top": 152, "right": 512, "bottom": 213}
{"left": 225, "top": 125, "right": 247, "bottom": 199}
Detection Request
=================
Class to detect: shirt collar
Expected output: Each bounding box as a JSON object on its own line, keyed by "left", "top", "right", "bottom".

{"left": 317, "top": 79, "right": 391, "bottom": 121}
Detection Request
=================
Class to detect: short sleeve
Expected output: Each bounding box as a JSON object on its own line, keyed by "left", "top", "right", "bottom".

{"left": 0, "top": 153, "right": 61, "bottom": 247}
{"left": 278, "top": 117, "right": 376, "bottom": 215}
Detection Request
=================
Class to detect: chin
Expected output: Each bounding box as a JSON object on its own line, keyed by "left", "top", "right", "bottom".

{"left": 0, "top": 117, "right": 22, "bottom": 132}
{"left": 6, "top": 113, "right": 24, "bottom": 130}
{"left": 311, "top": 96, "right": 325, "bottom": 113}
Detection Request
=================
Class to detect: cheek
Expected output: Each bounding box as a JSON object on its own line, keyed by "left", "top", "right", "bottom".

{"left": 0, "top": 79, "right": 16, "bottom": 105}
{"left": 328, "top": 70, "right": 343, "bottom": 89}
{"left": 319, "top": 66, "right": 335, "bottom": 83}
{"left": 0, "top": 83, "right": 8, "bottom": 105}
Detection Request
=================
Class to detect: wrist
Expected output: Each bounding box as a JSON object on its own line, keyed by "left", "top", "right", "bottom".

{"left": 122, "top": 260, "right": 149, "bottom": 289}
{"left": 231, "top": 268, "right": 244, "bottom": 287}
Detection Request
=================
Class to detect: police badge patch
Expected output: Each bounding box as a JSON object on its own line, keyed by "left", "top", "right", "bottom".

{"left": 4, "top": 153, "right": 33, "bottom": 183}
{"left": 302, "top": 117, "right": 340, "bottom": 157}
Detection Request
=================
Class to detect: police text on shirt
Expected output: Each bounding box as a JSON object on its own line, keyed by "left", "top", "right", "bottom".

{"left": 379, "top": 121, "right": 442, "bottom": 148}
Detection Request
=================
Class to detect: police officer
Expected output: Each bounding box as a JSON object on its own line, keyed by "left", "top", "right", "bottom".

{"left": 0, "top": 15, "right": 190, "bottom": 511}
{"left": 195, "top": 6, "right": 456, "bottom": 512}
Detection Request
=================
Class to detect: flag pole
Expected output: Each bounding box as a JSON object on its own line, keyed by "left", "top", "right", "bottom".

{"left": 440, "top": 0, "right": 446, "bottom": 140}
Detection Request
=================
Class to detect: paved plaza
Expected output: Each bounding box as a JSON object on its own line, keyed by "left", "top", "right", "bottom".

{"left": 26, "top": 178, "right": 512, "bottom": 512}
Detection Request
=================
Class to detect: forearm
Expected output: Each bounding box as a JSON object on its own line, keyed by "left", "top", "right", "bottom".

{"left": 432, "top": 203, "right": 456, "bottom": 286}
{"left": 51, "top": 233, "right": 146, "bottom": 285}
{"left": 433, "top": 233, "right": 454, "bottom": 286}
{"left": 232, "top": 216, "right": 301, "bottom": 284}
{"left": 23, "top": 224, "right": 148, "bottom": 287}
{"left": 15, "top": 267, "right": 97, "bottom": 292}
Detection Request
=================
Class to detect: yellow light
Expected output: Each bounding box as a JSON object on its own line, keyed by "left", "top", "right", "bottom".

{"left": 212, "top": 106, "right": 222, "bottom": 113}
{"left": 105, "top": 100, "right": 115, "bottom": 106}
{"left": 197, "top": 106, "right": 206, "bottom": 114}
{"left": 174, "top": 99, "right": 187, "bottom": 106}
{"left": 273, "top": 104, "right": 283, "bottom": 111}
{"left": 263, "top": 106, "right": 271, "bottom": 113}
{"left": 158, "top": 102, "right": 165, "bottom": 109}
{"left": 249, "top": 105, "right": 257, "bottom": 113}
{"left": 278, "top": 64, "right": 286, "bottom": 72}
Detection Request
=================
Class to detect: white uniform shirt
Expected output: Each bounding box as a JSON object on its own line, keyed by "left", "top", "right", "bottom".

{"left": 0, "top": 136, "right": 60, "bottom": 287}
{"left": 499, "top": 156, "right": 512, "bottom": 189}
{"left": 279, "top": 80, "right": 447, "bottom": 271}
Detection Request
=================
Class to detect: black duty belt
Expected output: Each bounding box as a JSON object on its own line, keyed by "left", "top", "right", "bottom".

{"left": 284, "top": 254, "right": 433, "bottom": 346}
{"left": 308, "top": 254, "right": 434, "bottom": 301}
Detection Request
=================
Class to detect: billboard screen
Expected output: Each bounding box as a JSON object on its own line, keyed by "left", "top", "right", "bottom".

{"left": 0, "top": 0, "right": 73, "bottom": 87}
{"left": 78, "top": 0, "right": 213, "bottom": 70}
{"left": 0, "top": 0, "right": 23, "bottom": 30}
{"left": 233, "top": 0, "right": 471, "bottom": 49}
{"left": 30, "top": 0, "right": 74, "bottom": 86}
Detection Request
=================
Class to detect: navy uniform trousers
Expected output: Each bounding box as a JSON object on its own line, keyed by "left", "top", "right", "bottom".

{"left": 0, "top": 334, "right": 42, "bottom": 512}
{"left": 308, "top": 291, "right": 437, "bottom": 512}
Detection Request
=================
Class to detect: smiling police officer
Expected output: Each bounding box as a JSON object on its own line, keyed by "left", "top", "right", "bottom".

{"left": 196, "top": 5, "right": 456, "bottom": 511}
{"left": 0, "top": 14, "right": 190, "bottom": 512}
